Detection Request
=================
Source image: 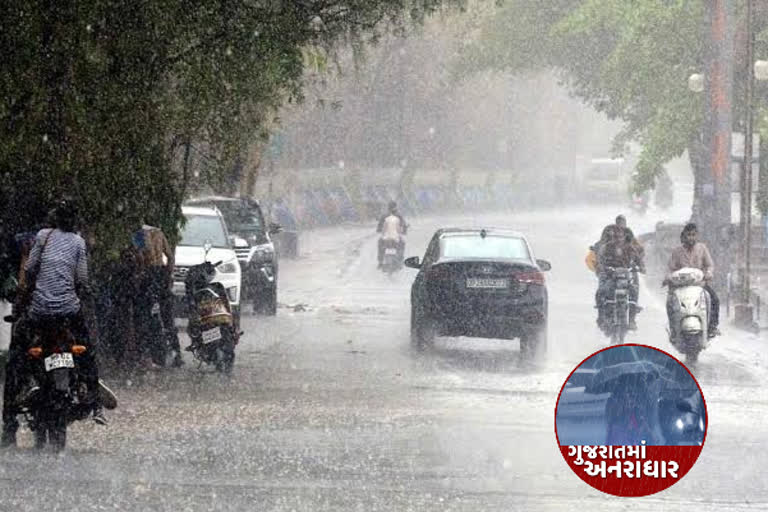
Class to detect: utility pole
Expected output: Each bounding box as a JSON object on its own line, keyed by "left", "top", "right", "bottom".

{"left": 703, "top": 0, "right": 734, "bottom": 295}
{"left": 735, "top": 0, "right": 757, "bottom": 327}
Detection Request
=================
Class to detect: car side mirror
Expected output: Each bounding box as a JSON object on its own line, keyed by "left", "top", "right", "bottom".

{"left": 537, "top": 259, "right": 552, "bottom": 271}
{"left": 404, "top": 256, "right": 421, "bottom": 269}
{"left": 269, "top": 222, "right": 283, "bottom": 235}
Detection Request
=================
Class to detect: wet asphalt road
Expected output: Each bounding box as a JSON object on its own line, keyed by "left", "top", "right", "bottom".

{"left": 1, "top": 205, "right": 767, "bottom": 511}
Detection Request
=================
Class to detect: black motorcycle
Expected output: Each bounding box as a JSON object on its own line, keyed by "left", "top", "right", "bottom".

{"left": 184, "top": 260, "right": 241, "bottom": 374}
{"left": 380, "top": 239, "right": 404, "bottom": 275}
{"left": 10, "top": 318, "right": 117, "bottom": 451}
{"left": 599, "top": 266, "right": 639, "bottom": 345}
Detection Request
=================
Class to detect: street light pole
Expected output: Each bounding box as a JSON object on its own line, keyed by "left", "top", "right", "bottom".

{"left": 704, "top": 0, "right": 734, "bottom": 294}
{"left": 736, "top": 0, "right": 756, "bottom": 327}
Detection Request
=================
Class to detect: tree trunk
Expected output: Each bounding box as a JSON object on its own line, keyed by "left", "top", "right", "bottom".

{"left": 688, "top": 134, "right": 707, "bottom": 224}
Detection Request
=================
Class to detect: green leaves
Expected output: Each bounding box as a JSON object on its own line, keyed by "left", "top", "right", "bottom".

{"left": 1, "top": 0, "right": 458, "bottom": 266}
{"left": 464, "top": 0, "right": 710, "bottom": 194}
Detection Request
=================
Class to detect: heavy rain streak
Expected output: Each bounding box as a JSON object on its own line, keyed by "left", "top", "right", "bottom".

{"left": 0, "top": 1, "right": 766, "bottom": 511}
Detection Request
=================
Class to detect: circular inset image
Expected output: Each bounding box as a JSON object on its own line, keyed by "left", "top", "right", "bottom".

{"left": 554, "top": 344, "right": 707, "bottom": 497}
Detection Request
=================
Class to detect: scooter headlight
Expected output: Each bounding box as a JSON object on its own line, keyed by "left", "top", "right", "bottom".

{"left": 218, "top": 261, "right": 239, "bottom": 274}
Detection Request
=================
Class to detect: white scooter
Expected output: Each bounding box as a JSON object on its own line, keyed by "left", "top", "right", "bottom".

{"left": 664, "top": 268, "right": 711, "bottom": 364}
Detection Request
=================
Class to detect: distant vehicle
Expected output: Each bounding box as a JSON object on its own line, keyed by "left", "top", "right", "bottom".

{"left": 173, "top": 206, "right": 242, "bottom": 328}
{"left": 185, "top": 196, "right": 281, "bottom": 315}
{"left": 629, "top": 190, "right": 649, "bottom": 215}
{"left": 582, "top": 158, "right": 627, "bottom": 202}
{"left": 404, "top": 228, "right": 551, "bottom": 358}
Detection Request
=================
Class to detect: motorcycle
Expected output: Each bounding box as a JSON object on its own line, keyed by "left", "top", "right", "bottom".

{"left": 184, "top": 258, "right": 241, "bottom": 374}
{"left": 9, "top": 318, "right": 117, "bottom": 451}
{"left": 657, "top": 393, "right": 706, "bottom": 446}
{"left": 380, "top": 238, "right": 404, "bottom": 275}
{"left": 629, "top": 191, "right": 649, "bottom": 215}
{"left": 654, "top": 172, "right": 674, "bottom": 210}
{"left": 664, "top": 267, "right": 710, "bottom": 364}
{"left": 599, "top": 266, "right": 639, "bottom": 345}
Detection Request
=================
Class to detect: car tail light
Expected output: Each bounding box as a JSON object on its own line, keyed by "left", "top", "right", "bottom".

{"left": 516, "top": 271, "right": 545, "bottom": 285}
{"left": 27, "top": 347, "right": 43, "bottom": 358}
{"left": 71, "top": 345, "right": 87, "bottom": 355}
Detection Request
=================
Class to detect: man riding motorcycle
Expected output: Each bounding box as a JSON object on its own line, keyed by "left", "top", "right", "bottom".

{"left": 596, "top": 224, "right": 645, "bottom": 331}
{"left": 376, "top": 201, "right": 407, "bottom": 269}
{"left": 665, "top": 223, "right": 721, "bottom": 338}
{"left": 591, "top": 216, "right": 646, "bottom": 324}
{"left": 2, "top": 200, "right": 105, "bottom": 447}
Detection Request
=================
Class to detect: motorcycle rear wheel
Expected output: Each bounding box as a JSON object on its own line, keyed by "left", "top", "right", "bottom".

{"left": 214, "top": 331, "right": 236, "bottom": 374}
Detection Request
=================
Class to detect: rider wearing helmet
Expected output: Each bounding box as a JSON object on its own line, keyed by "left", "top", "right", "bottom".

{"left": 376, "top": 201, "right": 407, "bottom": 268}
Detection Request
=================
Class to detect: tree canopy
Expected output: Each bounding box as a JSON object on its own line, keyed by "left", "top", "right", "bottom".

{"left": 460, "top": 0, "right": 768, "bottom": 211}
{"left": 0, "top": 0, "right": 460, "bottom": 267}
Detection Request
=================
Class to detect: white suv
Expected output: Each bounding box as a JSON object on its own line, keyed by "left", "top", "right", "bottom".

{"left": 172, "top": 206, "right": 242, "bottom": 323}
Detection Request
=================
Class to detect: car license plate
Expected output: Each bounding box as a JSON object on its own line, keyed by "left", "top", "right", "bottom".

{"left": 384, "top": 248, "right": 397, "bottom": 255}
{"left": 201, "top": 327, "right": 223, "bottom": 344}
{"left": 466, "top": 277, "right": 509, "bottom": 289}
{"left": 44, "top": 353, "right": 75, "bottom": 372}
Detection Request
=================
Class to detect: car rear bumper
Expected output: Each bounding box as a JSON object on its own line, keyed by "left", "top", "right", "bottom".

{"left": 428, "top": 301, "right": 546, "bottom": 339}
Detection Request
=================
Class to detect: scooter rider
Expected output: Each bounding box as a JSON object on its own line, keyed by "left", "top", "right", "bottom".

{"left": 666, "top": 223, "right": 721, "bottom": 338}
{"left": 376, "top": 201, "right": 407, "bottom": 268}
{"left": 596, "top": 225, "right": 644, "bottom": 331}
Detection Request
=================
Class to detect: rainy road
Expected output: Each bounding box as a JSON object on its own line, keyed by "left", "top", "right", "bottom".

{"left": 1, "top": 206, "right": 767, "bottom": 511}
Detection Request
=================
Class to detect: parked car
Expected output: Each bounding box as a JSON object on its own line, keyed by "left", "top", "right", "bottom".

{"left": 404, "top": 227, "right": 551, "bottom": 358}
{"left": 185, "top": 196, "right": 281, "bottom": 315}
{"left": 173, "top": 206, "right": 242, "bottom": 327}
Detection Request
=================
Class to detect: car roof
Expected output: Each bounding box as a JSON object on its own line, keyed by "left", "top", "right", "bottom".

{"left": 181, "top": 205, "right": 222, "bottom": 217}
{"left": 186, "top": 195, "right": 261, "bottom": 207}
{"left": 436, "top": 227, "right": 526, "bottom": 239}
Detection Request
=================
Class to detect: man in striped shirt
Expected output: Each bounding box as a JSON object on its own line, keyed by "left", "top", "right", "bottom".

{"left": 2, "top": 202, "right": 105, "bottom": 447}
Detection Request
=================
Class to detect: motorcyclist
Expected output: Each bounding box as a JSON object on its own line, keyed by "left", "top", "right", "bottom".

{"left": 596, "top": 224, "right": 644, "bottom": 330}
{"left": 591, "top": 217, "right": 645, "bottom": 319}
{"left": 665, "top": 223, "right": 721, "bottom": 338}
{"left": 376, "top": 201, "right": 407, "bottom": 268}
{"left": 2, "top": 201, "right": 105, "bottom": 447}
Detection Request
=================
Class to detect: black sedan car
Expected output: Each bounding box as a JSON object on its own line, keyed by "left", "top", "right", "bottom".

{"left": 405, "top": 228, "right": 551, "bottom": 357}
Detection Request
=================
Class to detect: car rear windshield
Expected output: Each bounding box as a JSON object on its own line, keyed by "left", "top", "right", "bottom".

{"left": 179, "top": 215, "right": 229, "bottom": 248}
{"left": 439, "top": 235, "right": 530, "bottom": 260}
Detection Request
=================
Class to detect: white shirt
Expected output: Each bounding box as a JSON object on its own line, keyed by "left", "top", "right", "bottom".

{"left": 380, "top": 215, "right": 403, "bottom": 241}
